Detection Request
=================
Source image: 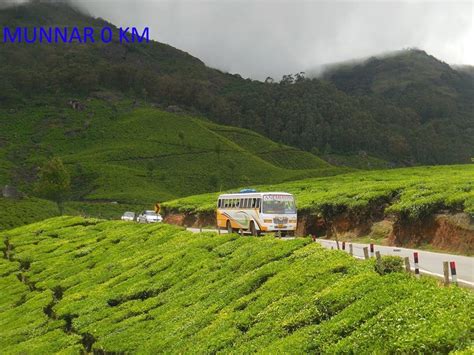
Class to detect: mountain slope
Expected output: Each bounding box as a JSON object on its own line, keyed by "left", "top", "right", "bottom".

{"left": 0, "top": 98, "right": 344, "bottom": 204}
{"left": 1, "top": 217, "right": 472, "bottom": 353}
{"left": 0, "top": 2, "right": 472, "bottom": 167}
{"left": 321, "top": 49, "right": 474, "bottom": 164}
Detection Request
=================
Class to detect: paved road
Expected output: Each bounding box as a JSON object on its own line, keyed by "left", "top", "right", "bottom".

{"left": 315, "top": 239, "right": 474, "bottom": 287}
{"left": 187, "top": 228, "right": 474, "bottom": 287}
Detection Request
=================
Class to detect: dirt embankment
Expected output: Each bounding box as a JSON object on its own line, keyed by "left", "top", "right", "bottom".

{"left": 164, "top": 212, "right": 216, "bottom": 229}
{"left": 163, "top": 209, "right": 474, "bottom": 254}
{"left": 389, "top": 213, "right": 474, "bottom": 254}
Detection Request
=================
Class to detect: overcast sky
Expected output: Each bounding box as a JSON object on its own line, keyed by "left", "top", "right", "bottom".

{"left": 8, "top": 0, "right": 474, "bottom": 80}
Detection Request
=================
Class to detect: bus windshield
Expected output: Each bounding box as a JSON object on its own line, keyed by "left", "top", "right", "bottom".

{"left": 262, "top": 196, "right": 296, "bottom": 214}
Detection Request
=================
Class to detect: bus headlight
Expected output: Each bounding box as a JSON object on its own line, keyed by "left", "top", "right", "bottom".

{"left": 289, "top": 219, "right": 297, "bottom": 223}
{"left": 263, "top": 219, "right": 272, "bottom": 223}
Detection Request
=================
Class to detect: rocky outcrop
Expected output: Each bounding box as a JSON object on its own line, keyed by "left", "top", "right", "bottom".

{"left": 2, "top": 185, "right": 22, "bottom": 199}
{"left": 68, "top": 99, "right": 85, "bottom": 111}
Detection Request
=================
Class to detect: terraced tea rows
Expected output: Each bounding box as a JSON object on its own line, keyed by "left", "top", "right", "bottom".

{"left": 163, "top": 164, "right": 474, "bottom": 219}
{"left": 1, "top": 217, "right": 472, "bottom": 353}
{"left": 0, "top": 101, "right": 342, "bottom": 204}
{"left": 0, "top": 197, "right": 147, "bottom": 231}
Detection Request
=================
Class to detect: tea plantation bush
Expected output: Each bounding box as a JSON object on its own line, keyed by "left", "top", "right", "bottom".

{"left": 0, "top": 197, "right": 145, "bottom": 231}
{"left": 375, "top": 255, "right": 404, "bottom": 275}
{"left": 0, "top": 101, "right": 344, "bottom": 205}
{"left": 0, "top": 197, "right": 59, "bottom": 231}
{"left": 0, "top": 217, "right": 472, "bottom": 353}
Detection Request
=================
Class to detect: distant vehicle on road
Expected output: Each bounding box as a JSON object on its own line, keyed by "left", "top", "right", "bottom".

{"left": 217, "top": 190, "right": 297, "bottom": 236}
{"left": 121, "top": 211, "right": 136, "bottom": 221}
{"left": 137, "top": 210, "right": 163, "bottom": 224}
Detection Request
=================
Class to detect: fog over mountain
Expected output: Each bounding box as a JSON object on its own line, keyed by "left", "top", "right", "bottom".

{"left": 4, "top": 0, "right": 474, "bottom": 80}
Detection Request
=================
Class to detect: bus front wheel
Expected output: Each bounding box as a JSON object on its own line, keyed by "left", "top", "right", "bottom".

{"left": 250, "top": 221, "right": 258, "bottom": 236}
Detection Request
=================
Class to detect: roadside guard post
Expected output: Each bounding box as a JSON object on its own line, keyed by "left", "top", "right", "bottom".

{"left": 443, "top": 261, "right": 450, "bottom": 286}
{"left": 404, "top": 257, "right": 411, "bottom": 273}
{"left": 363, "top": 247, "right": 369, "bottom": 259}
{"left": 375, "top": 251, "right": 382, "bottom": 268}
{"left": 450, "top": 261, "right": 458, "bottom": 285}
{"left": 349, "top": 243, "right": 353, "bottom": 256}
{"left": 370, "top": 243, "right": 374, "bottom": 257}
{"left": 342, "top": 241, "right": 346, "bottom": 251}
{"left": 413, "top": 252, "right": 420, "bottom": 278}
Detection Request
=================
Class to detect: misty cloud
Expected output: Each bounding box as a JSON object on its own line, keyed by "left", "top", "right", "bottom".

{"left": 5, "top": 0, "right": 473, "bottom": 80}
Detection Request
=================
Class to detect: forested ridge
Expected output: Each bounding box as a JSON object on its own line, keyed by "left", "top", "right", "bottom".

{"left": 0, "top": 1, "right": 472, "bottom": 166}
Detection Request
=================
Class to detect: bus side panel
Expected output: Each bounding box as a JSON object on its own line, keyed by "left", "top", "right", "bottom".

{"left": 218, "top": 209, "right": 254, "bottom": 230}
{"left": 229, "top": 210, "right": 243, "bottom": 229}
{"left": 216, "top": 209, "right": 241, "bottom": 229}
{"left": 216, "top": 209, "right": 227, "bottom": 228}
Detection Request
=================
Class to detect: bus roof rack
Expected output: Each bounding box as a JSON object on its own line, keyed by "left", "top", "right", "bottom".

{"left": 239, "top": 188, "right": 257, "bottom": 193}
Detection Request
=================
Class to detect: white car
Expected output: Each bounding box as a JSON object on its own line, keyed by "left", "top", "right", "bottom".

{"left": 121, "top": 211, "right": 136, "bottom": 221}
{"left": 137, "top": 210, "right": 163, "bottom": 223}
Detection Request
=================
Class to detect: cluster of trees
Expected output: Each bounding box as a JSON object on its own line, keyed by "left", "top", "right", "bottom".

{"left": 34, "top": 157, "right": 70, "bottom": 214}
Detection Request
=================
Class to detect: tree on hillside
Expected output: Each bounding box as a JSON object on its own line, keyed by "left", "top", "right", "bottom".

{"left": 146, "top": 161, "right": 155, "bottom": 180}
{"left": 214, "top": 143, "right": 222, "bottom": 161}
{"left": 178, "top": 131, "right": 185, "bottom": 144}
{"left": 295, "top": 72, "right": 306, "bottom": 82}
{"left": 209, "top": 174, "right": 219, "bottom": 190}
{"left": 280, "top": 74, "right": 294, "bottom": 85}
{"left": 34, "top": 157, "right": 71, "bottom": 215}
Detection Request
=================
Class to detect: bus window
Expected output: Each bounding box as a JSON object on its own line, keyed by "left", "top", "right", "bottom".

{"left": 218, "top": 199, "right": 221, "bottom": 208}
{"left": 256, "top": 199, "right": 261, "bottom": 210}
{"left": 224, "top": 199, "right": 229, "bottom": 208}
{"left": 244, "top": 199, "right": 249, "bottom": 208}
{"left": 236, "top": 199, "right": 240, "bottom": 208}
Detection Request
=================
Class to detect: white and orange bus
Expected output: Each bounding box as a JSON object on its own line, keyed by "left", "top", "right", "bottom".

{"left": 216, "top": 190, "right": 297, "bottom": 236}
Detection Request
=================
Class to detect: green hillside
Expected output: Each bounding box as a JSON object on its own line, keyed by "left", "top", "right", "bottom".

{"left": 1, "top": 2, "right": 472, "bottom": 166}
{"left": 1, "top": 217, "right": 472, "bottom": 353}
{"left": 0, "top": 197, "right": 59, "bottom": 231}
{"left": 0, "top": 196, "right": 148, "bottom": 231}
{"left": 163, "top": 164, "right": 474, "bottom": 219}
{"left": 321, "top": 49, "right": 474, "bottom": 164}
{"left": 0, "top": 98, "right": 344, "bottom": 205}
